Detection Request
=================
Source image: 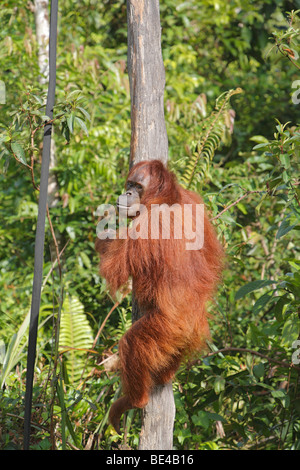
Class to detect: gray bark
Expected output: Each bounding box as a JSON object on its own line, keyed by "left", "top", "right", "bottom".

{"left": 34, "top": 0, "right": 49, "bottom": 85}
{"left": 34, "top": 0, "right": 60, "bottom": 271}
{"left": 139, "top": 384, "right": 175, "bottom": 450}
{"left": 127, "top": 0, "right": 175, "bottom": 450}
{"left": 127, "top": 0, "right": 169, "bottom": 167}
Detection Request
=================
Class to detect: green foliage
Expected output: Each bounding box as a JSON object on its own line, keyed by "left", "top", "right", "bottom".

{"left": 0, "top": 309, "right": 29, "bottom": 389}
{"left": 0, "top": 0, "right": 300, "bottom": 451}
{"left": 181, "top": 87, "right": 243, "bottom": 188}
{"left": 59, "top": 295, "right": 94, "bottom": 384}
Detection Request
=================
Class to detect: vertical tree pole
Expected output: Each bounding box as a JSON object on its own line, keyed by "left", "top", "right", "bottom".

{"left": 126, "top": 0, "right": 175, "bottom": 450}
{"left": 23, "top": 0, "right": 58, "bottom": 450}
{"left": 127, "top": 0, "right": 168, "bottom": 167}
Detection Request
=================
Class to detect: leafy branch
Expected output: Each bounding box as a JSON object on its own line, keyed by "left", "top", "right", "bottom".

{"left": 269, "top": 9, "right": 300, "bottom": 70}
{"left": 181, "top": 87, "right": 243, "bottom": 189}
{"left": 210, "top": 189, "right": 265, "bottom": 221}
{"left": 211, "top": 121, "right": 300, "bottom": 222}
{"left": 0, "top": 88, "right": 90, "bottom": 181}
{"left": 0, "top": 89, "right": 91, "bottom": 273}
{"left": 204, "top": 347, "right": 300, "bottom": 371}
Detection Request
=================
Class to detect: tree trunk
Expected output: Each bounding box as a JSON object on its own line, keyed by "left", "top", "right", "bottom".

{"left": 127, "top": 0, "right": 168, "bottom": 167}
{"left": 35, "top": 0, "right": 60, "bottom": 254}
{"left": 34, "top": 0, "right": 50, "bottom": 85}
{"left": 127, "top": 0, "right": 175, "bottom": 450}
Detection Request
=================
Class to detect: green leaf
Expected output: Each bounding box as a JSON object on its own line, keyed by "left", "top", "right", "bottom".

{"left": 192, "top": 411, "right": 226, "bottom": 430}
{"left": 271, "top": 390, "right": 286, "bottom": 398}
{"left": 279, "top": 153, "right": 290, "bottom": 169}
{"left": 267, "top": 176, "right": 283, "bottom": 190}
{"left": 59, "top": 295, "right": 94, "bottom": 383}
{"left": 253, "top": 363, "right": 265, "bottom": 379}
{"left": 77, "top": 106, "right": 91, "bottom": 122}
{"left": 255, "top": 192, "right": 268, "bottom": 215}
{"left": 253, "top": 291, "right": 274, "bottom": 314}
{"left": 66, "top": 113, "right": 75, "bottom": 133}
{"left": 271, "top": 390, "right": 290, "bottom": 408}
{"left": 250, "top": 135, "right": 269, "bottom": 144}
{"left": 192, "top": 411, "right": 210, "bottom": 429}
{"left": 237, "top": 202, "right": 247, "bottom": 214}
{"left": 247, "top": 323, "right": 269, "bottom": 347}
{"left": 276, "top": 217, "right": 297, "bottom": 239}
{"left": 80, "top": 252, "right": 92, "bottom": 269}
{"left": 235, "top": 280, "right": 274, "bottom": 301}
{"left": 214, "top": 375, "right": 225, "bottom": 394}
{"left": 0, "top": 134, "right": 9, "bottom": 144}
{"left": 282, "top": 170, "right": 289, "bottom": 183}
{"left": 281, "top": 313, "right": 300, "bottom": 347}
{"left": 11, "top": 142, "right": 26, "bottom": 165}
{"left": 274, "top": 294, "right": 289, "bottom": 320}
{"left": 0, "top": 340, "right": 6, "bottom": 364}
{"left": 41, "top": 115, "right": 51, "bottom": 122}
{"left": 67, "top": 89, "right": 83, "bottom": 100}
{"left": 252, "top": 142, "right": 269, "bottom": 150}
{"left": 61, "top": 121, "right": 70, "bottom": 142}
{"left": 74, "top": 116, "right": 89, "bottom": 135}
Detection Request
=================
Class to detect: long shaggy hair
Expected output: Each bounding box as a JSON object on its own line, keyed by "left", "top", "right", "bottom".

{"left": 95, "top": 160, "right": 224, "bottom": 433}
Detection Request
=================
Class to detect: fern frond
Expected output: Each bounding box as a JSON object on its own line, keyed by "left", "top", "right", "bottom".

{"left": 181, "top": 88, "right": 242, "bottom": 189}
{"left": 59, "top": 295, "right": 94, "bottom": 383}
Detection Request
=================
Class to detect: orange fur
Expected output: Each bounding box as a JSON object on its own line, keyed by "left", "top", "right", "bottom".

{"left": 95, "top": 160, "right": 224, "bottom": 433}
